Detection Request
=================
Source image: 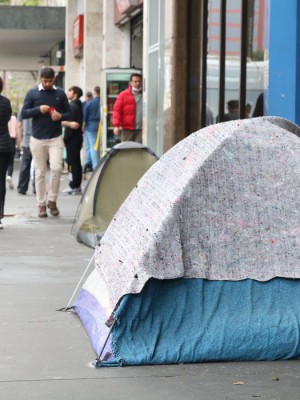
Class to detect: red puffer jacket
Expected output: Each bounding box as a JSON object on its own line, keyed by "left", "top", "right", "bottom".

{"left": 113, "top": 86, "right": 136, "bottom": 130}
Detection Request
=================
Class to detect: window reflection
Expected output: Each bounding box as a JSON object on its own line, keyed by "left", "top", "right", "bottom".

{"left": 205, "top": 0, "right": 265, "bottom": 122}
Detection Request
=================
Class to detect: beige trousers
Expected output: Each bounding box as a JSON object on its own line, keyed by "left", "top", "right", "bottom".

{"left": 121, "top": 129, "right": 142, "bottom": 143}
{"left": 30, "top": 136, "right": 64, "bottom": 206}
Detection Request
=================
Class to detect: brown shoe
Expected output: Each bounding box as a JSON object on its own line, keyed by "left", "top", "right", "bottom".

{"left": 38, "top": 205, "right": 48, "bottom": 218}
{"left": 47, "top": 200, "right": 60, "bottom": 216}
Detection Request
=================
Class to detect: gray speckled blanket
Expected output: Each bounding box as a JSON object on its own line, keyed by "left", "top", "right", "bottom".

{"left": 94, "top": 117, "right": 300, "bottom": 313}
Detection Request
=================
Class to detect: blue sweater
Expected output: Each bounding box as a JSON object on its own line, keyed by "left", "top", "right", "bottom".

{"left": 83, "top": 96, "right": 100, "bottom": 132}
{"left": 21, "top": 85, "right": 71, "bottom": 140}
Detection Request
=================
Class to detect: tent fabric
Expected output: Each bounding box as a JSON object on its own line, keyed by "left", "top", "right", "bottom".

{"left": 73, "top": 288, "right": 112, "bottom": 357}
{"left": 72, "top": 141, "right": 158, "bottom": 248}
{"left": 73, "top": 277, "right": 300, "bottom": 366}
{"left": 72, "top": 117, "right": 300, "bottom": 367}
{"left": 109, "top": 277, "right": 300, "bottom": 365}
{"left": 72, "top": 268, "right": 112, "bottom": 356}
{"left": 93, "top": 117, "right": 300, "bottom": 315}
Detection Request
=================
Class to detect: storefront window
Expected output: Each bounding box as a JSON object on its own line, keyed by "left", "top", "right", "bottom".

{"left": 205, "top": 0, "right": 265, "bottom": 122}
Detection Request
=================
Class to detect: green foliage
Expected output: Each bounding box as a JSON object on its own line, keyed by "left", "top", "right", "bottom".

{"left": 0, "top": 0, "right": 46, "bottom": 4}
{"left": 0, "top": 0, "right": 47, "bottom": 4}
{"left": 252, "top": 49, "right": 264, "bottom": 62}
{"left": 23, "top": 0, "right": 45, "bottom": 4}
{"left": 4, "top": 78, "right": 34, "bottom": 115}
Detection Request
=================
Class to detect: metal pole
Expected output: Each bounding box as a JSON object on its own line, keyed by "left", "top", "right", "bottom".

{"left": 239, "top": 0, "right": 248, "bottom": 119}
{"left": 57, "top": 253, "right": 95, "bottom": 312}
{"left": 218, "top": 0, "right": 227, "bottom": 122}
{"left": 200, "top": 0, "right": 208, "bottom": 128}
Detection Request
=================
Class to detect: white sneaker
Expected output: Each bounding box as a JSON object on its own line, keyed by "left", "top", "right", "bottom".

{"left": 62, "top": 186, "right": 73, "bottom": 194}
{"left": 72, "top": 187, "right": 82, "bottom": 195}
{"left": 6, "top": 176, "right": 14, "bottom": 190}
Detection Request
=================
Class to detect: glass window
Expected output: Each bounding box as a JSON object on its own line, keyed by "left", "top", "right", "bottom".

{"left": 205, "top": 0, "right": 265, "bottom": 121}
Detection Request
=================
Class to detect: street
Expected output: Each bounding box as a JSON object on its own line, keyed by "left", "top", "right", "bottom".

{"left": 0, "top": 162, "right": 300, "bottom": 400}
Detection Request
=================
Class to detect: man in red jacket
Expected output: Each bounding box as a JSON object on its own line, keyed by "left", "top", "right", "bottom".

{"left": 113, "top": 73, "right": 142, "bottom": 143}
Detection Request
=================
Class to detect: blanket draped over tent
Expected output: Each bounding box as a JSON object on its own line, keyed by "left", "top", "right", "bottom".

{"left": 72, "top": 117, "right": 300, "bottom": 366}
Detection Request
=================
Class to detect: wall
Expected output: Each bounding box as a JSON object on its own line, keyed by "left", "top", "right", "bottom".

{"left": 83, "top": 0, "right": 103, "bottom": 91}
{"left": 65, "top": 0, "right": 103, "bottom": 94}
{"left": 65, "top": 0, "right": 82, "bottom": 89}
{"left": 66, "top": 0, "right": 130, "bottom": 93}
{"left": 102, "top": 0, "right": 129, "bottom": 69}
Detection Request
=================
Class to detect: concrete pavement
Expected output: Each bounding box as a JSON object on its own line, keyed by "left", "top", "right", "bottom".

{"left": 1, "top": 162, "right": 300, "bottom": 400}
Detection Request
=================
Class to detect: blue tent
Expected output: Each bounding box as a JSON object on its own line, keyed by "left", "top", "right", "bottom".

{"left": 73, "top": 117, "right": 300, "bottom": 366}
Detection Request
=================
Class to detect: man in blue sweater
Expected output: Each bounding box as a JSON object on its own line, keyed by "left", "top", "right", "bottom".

{"left": 83, "top": 86, "right": 100, "bottom": 169}
{"left": 21, "top": 67, "right": 71, "bottom": 217}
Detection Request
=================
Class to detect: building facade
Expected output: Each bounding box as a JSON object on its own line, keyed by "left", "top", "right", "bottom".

{"left": 65, "top": 0, "right": 300, "bottom": 157}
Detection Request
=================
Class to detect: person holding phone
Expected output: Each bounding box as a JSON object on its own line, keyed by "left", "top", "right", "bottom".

{"left": 0, "top": 76, "right": 13, "bottom": 229}
{"left": 21, "top": 67, "right": 70, "bottom": 218}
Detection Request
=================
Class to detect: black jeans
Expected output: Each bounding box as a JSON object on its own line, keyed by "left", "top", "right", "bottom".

{"left": 0, "top": 151, "right": 12, "bottom": 219}
{"left": 7, "top": 137, "right": 16, "bottom": 177}
{"left": 17, "top": 146, "right": 32, "bottom": 194}
{"left": 65, "top": 135, "right": 83, "bottom": 189}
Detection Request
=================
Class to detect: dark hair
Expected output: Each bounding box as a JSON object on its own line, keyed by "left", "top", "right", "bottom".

{"left": 130, "top": 73, "right": 142, "bottom": 81}
{"left": 94, "top": 86, "right": 100, "bottom": 96}
{"left": 86, "top": 91, "right": 93, "bottom": 97}
{"left": 40, "top": 67, "right": 55, "bottom": 79}
{"left": 0, "top": 76, "right": 3, "bottom": 93}
{"left": 69, "top": 86, "right": 83, "bottom": 99}
{"left": 227, "top": 99, "right": 239, "bottom": 109}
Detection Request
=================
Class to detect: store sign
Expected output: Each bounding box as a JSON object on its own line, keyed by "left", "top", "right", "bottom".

{"left": 114, "top": 0, "right": 143, "bottom": 25}
{"left": 73, "top": 14, "right": 84, "bottom": 49}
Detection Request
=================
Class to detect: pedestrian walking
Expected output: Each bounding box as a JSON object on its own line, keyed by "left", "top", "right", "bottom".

{"left": 6, "top": 113, "right": 21, "bottom": 190}
{"left": 21, "top": 67, "right": 71, "bottom": 218}
{"left": 83, "top": 86, "right": 101, "bottom": 170}
{"left": 216, "top": 99, "right": 239, "bottom": 122}
{"left": 62, "top": 85, "right": 83, "bottom": 195}
{"left": 17, "top": 113, "right": 35, "bottom": 195}
{"left": 82, "top": 90, "right": 93, "bottom": 174}
{"left": 0, "top": 76, "right": 13, "bottom": 229}
{"left": 245, "top": 103, "right": 252, "bottom": 118}
{"left": 113, "top": 73, "right": 143, "bottom": 143}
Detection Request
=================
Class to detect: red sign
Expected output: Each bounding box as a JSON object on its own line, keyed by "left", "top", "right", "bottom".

{"left": 73, "top": 14, "right": 84, "bottom": 49}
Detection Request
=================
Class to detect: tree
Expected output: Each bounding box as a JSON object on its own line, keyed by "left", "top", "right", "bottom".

{"left": 23, "top": 0, "right": 45, "bottom": 4}
{"left": 4, "top": 76, "right": 35, "bottom": 115}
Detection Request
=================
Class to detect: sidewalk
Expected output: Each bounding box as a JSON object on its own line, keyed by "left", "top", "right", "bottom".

{"left": 0, "top": 163, "right": 300, "bottom": 400}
